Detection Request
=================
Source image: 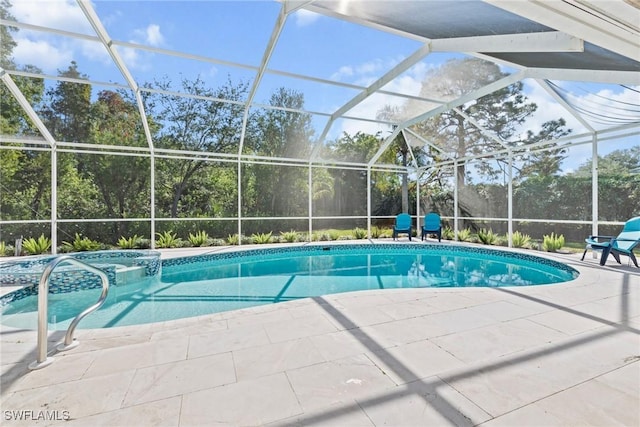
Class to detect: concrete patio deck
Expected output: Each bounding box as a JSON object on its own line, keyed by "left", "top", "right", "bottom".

{"left": 1, "top": 243, "right": 639, "bottom": 426}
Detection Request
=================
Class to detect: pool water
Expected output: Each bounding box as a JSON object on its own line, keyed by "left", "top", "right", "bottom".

{"left": 0, "top": 245, "right": 577, "bottom": 330}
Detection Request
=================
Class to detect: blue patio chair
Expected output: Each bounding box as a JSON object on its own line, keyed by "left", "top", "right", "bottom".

{"left": 392, "top": 213, "right": 413, "bottom": 241}
{"left": 581, "top": 216, "right": 640, "bottom": 267}
{"left": 421, "top": 212, "right": 442, "bottom": 242}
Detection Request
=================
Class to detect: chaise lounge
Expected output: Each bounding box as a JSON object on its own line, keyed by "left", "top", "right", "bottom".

{"left": 581, "top": 216, "right": 640, "bottom": 267}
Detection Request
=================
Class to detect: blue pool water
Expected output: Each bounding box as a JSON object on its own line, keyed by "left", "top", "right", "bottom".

{"left": 0, "top": 244, "right": 578, "bottom": 330}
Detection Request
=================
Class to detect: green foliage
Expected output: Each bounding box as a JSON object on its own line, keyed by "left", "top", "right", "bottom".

{"left": 61, "top": 233, "right": 102, "bottom": 252}
{"left": 118, "top": 234, "right": 142, "bottom": 249}
{"left": 280, "top": 230, "right": 299, "bottom": 243}
{"left": 511, "top": 231, "right": 531, "bottom": 248}
{"left": 371, "top": 226, "right": 381, "bottom": 238}
{"left": 226, "top": 234, "right": 239, "bottom": 245}
{"left": 353, "top": 227, "right": 367, "bottom": 239}
{"left": 188, "top": 230, "right": 209, "bottom": 247}
{"left": 155, "top": 230, "right": 180, "bottom": 248}
{"left": 456, "top": 228, "right": 472, "bottom": 242}
{"left": 329, "top": 230, "right": 341, "bottom": 241}
{"left": 477, "top": 228, "right": 498, "bottom": 245}
{"left": 543, "top": 232, "right": 565, "bottom": 252}
{"left": 22, "top": 234, "right": 52, "bottom": 255}
{"left": 0, "top": 241, "right": 7, "bottom": 256}
{"left": 316, "top": 233, "right": 331, "bottom": 241}
{"left": 252, "top": 232, "right": 273, "bottom": 244}
{"left": 442, "top": 226, "right": 455, "bottom": 240}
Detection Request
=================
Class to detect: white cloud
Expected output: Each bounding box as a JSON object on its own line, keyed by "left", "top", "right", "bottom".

{"left": 78, "top": 39, "right": 111, "bottom": 63}
{"left": 330, "top": 65, "right": 354, "bottom": 81}
{"left": 8, "top": 1, "right": 119, "bottom": 74}
{"left": 114, "top": 45, "right": 150, "bottom": 72}
{"left": 294, "top": 9, "right": 321, "bottom": 27}
{"left": 331, "top": 57, "right": 427, "bottom": 138}
{"left": 12, "top": 37, "right": 72, "bottom": 72}
{"left": 11, "top": 0, "right": 93, "bottom": 35}
{"left": 133, "top": 24, "right": 165, "bottom": 47}
{"left": 520, "top": 80, "right": 588, "bottom": 138}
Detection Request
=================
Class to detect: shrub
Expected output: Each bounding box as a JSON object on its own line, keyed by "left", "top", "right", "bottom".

{"left": 137, "top": 238, "right": 151, "bottom": 249}
{"left": 118, "top": 234, "right": 142, "bottom": 249}
{"left": 512, "top": 231, "right": 531, "bottom": 248}
{"left": 329, "top": 230, "right": 341, "bottom": 241}
{"left": 252, "top": 232, "right": 272, "bottom": 244}
{"left": 62, "top": 233, "right": 102, "bottom": 252}
{"left": 442, "top": 226, "right": 455, "bottom": 240}
{"left": 456, "top": 228, "right": 472, "bottom": 242}
{"left": 543, "top": 232, "right": 565, "bottom": 252}
{"left": 371, "top": 226, "right": 381, "bottom": 239}
{"left": 280, "top": 230, "right": 299, "bottom": 243}
{"left": 155, "top": 230, "right": 180, "bottom": 248}
{"left": 22, "top": 234, "right": 52, "bottom": 255}
{"left": 188, "top": 230, "right": 209, "bottom": 247}
{"left": 0, "top": 241, "right": 7, "bottom": 256}
{"left": 227, "top": 234, "right": 239, "bottom": 245}
{"left": 477, "top": 228, "right": 498, "bottom": 245}
{"left": 353, "top": 227, "right": 367, "bottom": 239}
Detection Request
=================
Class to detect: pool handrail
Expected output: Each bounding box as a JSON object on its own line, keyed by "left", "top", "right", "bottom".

{"left": 28, "top": 255, "right": 110, "bottom": 370}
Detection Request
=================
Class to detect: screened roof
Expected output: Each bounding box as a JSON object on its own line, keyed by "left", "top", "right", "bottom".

{"left": 1, "top": 0, "right": 639, "bottom": 168}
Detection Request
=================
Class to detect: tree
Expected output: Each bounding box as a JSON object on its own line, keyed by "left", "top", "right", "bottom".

{"left": 146, "top": 76, "right": 248, "bottom": 217}
{"left": 81, "top": 90, "right": 151, "bottom": 239}
{"left": 0, "top": 1, "right": 49, "bottom": 227}
{"left": 517, "top": 119, "right": 572, "bottom": 178}
{"left": 572, "top": 147, "right": 640, "bottom": 221}
{"left": 39, "top": 61, "right": 92, "bottom": 143}
{"left": 383, "top": 57, "right": 571, "bottom": 219}
{"left": 247, "top": 87, "right": 315, "bottom": 217}
{"left": 0, "top": 1, "right": 44, "bottom": 136}
{"left": 0, "top": 0, "right": 16, "bottom": 69}
{"left": 407, "top": 58, "right": 539, "bottom": 188}
{"left": 322, "top": 132, "right": 380, "bottom": 216}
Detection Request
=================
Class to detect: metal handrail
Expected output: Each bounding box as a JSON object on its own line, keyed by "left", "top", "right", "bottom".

{"left": 28, "top": 255, "right": 110, "bottom": 370}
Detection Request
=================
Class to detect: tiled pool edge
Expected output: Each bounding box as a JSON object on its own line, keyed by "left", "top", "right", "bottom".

{"left": 0, "top": 250, "right": 161, "bottom": 306}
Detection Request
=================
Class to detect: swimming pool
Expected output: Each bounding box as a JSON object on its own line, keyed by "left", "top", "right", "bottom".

{"left": 0, "top": 244, "right": 578, "bottom": 330}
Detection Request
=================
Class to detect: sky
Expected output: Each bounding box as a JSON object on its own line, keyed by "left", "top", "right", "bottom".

{"left": 5, "top": 0, "right": 640, "bottom": 172}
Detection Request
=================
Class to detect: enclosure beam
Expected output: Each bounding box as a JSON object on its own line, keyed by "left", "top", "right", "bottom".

{"left": 369, "top": 70, "right": 526, "bottom": 166}
{"left": 367, "top": 167, "right": 372, "bottom": 239}
{"left": 526, "top": 68, "right": 640, "bottom": 85}
{"left": 1, "top": 70, "right": 60, "bottom": 253}
{"left": 453, "top": 160, "right": 459, "bottom": 240}
{"left": 486, "top": 0, "right": 639, "bottom": 60}
{"left": 534, "top": 79, "right": 596, "bottom": 132}
{"left": 507, "top": 151, "right": 513, "bottom": 248}
{"left": 77, "top": 0, "right": 162, "bottom": 247}
{"left": 313, "top": 42, "right": 433, "bottom": 156}
{"left": 238, "top": 1, "right": 307, "bottom": 155}
{"left": 452, "top": 107, "right": 509, "bottom": 148}
{"left": 308, "top": 164, "right": 313, "bottom": 241}
{"left": 430, "top": 31, "right": 583, "bottom": 53}
{"left": 592, "top": 133, "right": 599, "bottom": 253}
